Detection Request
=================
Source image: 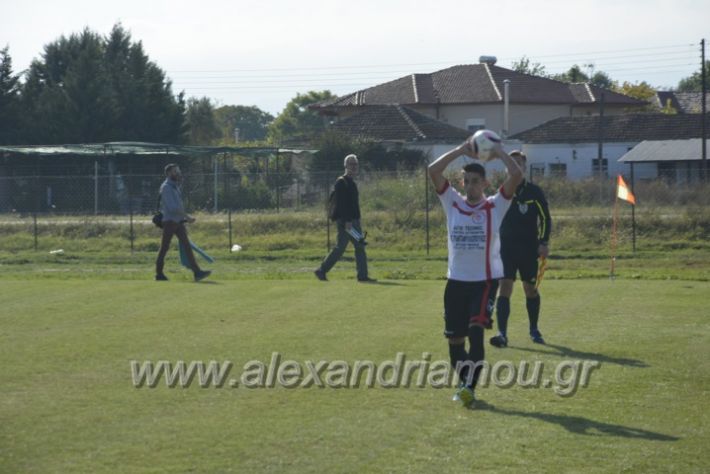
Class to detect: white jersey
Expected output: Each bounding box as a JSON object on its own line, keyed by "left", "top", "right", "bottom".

{"left": 437, "top": 181, "right": 512, "bottom": 282}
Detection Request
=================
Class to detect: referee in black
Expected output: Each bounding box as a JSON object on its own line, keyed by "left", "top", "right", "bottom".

{"left": 490, "top": 150, "right": 551, "bottom": 347}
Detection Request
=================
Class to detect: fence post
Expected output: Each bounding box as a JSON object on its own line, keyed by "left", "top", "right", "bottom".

{"left": 129, "top": 204, "right": 135, "bottom": 254}
{"left": 631, "top": 161, "right": 636, "bottom": 254}
{"left": 228, "top": 208, "right": 233, "bottom": 251}
{"left": 276, "top": 150, "right": 281, "bottom": 213}
{"left": 94, "top": 159, "right": 99, "bottom": 215}
{"left": 213, "top": 155, "right": 218, "bottom": 213}
{"left": 33, "top": 212, "right": 38, "bottom": 251}
{"left": 325, "top": 179, "right": 330, "bottom": 250}
{"left": 424, "top": 163, "right": 430, "bottom": 256}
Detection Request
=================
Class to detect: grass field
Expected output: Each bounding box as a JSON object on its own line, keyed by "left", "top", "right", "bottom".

{"left": 1, "top": 276, "right": 709, "bottom": 473}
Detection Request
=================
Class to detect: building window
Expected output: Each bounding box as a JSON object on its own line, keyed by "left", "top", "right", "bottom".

{"left": 592, "top": 158, "right": 608, "bottom": 177}
{"left": 530, "top": 164, "right": 545, "bottom": 182}
{"left": 549, "top": 163, "right": 567, "bottom": 178}
{"left": 465, "top": 118, "right": 486, "bottom": 132}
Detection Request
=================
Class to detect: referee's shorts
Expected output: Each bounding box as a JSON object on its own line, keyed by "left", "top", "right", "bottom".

{"left": 443, "top": 279, "right": 498, "bottom": 338}
{"left": 501, "top": 242, "right": 538, "bottom": 284}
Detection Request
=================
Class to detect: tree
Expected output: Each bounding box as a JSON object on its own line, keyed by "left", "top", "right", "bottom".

{"left": 613, "top": 81, "right": 660, "bottom": 112}
{"left": 0, "top": 46, "right": 22, "bottom": 144}
{"left": 677, "top": 61, "right": 710, "bottom": 92}
{"left": 267, "top": 90, "right": 335, "bottom": 144}
{"left": 551, "top": 64, "right": 589, "bottom": 83}
{"left": 589, "top": 71, "right": 615, "bottom": 90}
{"left": 215, "top": 105, "right": 273, "bottom": 143}
{"left": 186, "top": 97, "right": 220, "bottom": 145}
{"left": 21, "top": 29, "right": 118, "bottom": 143}
{"left": 20, "top": 24, "right": 186, "bottom": 144}
{"left": 511, "top": 56, "right": 547, "bottom": 77}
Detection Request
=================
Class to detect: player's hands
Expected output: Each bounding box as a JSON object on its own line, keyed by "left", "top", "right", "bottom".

{"left": 489, "top": 142, "right": 507, "bottom": 161}
{"left": 538, "top": 243, "right": 549, "bottom": 258}
{"left": 345, "top": 221, "right": 352, "bottom": 231}
{"left": 186, "top": 216, "right": 196, "bottom": 224}
{"left": 460, "top": 140, "right": 479, "bottom": 159}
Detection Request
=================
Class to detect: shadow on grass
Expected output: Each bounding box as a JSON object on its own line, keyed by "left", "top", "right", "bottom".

{"left": 358, "top": 280, "right": 407, "bottom": 287}
{"left": 473, "top": 400, "right": 679, "bottom": 441}
{"left": 508, "top": 343, "right": 649, "bottom": 368}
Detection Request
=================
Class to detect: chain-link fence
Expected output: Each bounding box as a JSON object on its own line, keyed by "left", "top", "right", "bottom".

{"left": 3, "top": 167, "right": 708, "bottom": 214}
{"left": 0, "top": 167, "right": 708, "bottom": 254}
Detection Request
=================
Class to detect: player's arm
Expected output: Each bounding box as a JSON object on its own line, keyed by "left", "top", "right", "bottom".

{"left": 493, "top": 145, "right": 523, "bottom": 198}
{"left": 428, "top": 142, "right": 476, "bottom": 192}
{"left": 537, "top": 188, "right": 552, "bottom": 257}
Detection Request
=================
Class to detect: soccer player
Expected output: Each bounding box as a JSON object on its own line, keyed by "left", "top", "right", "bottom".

{"left": 314, "top": 154, "right": 375, "bottom": 282}
{"left": 428, "top": 139, "right": 522, "bottom": 406}
{"left": 490, "top": 150, "right": 552, "bottom": 347}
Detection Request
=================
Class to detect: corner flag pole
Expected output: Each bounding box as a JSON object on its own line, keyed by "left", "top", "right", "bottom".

{"left": 612, "top": 175, "right": 637, "bottom": 279}
{"left": 610, "top": 194, "right": 618, "bottom": 280}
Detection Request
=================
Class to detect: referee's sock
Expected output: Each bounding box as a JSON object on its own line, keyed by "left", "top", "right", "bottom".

{"left": 527, "top": 295, "right": 541, "bottom": 333}
{"left": 496, "top": 297, "right": 510, "bottom": 338}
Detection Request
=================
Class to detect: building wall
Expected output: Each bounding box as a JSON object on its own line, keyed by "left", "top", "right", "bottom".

{"left": 413, "top": 140, "right": 642, "bottom": 181}
{"left": 517, "top": 142, "right": 639, "bottom": 180}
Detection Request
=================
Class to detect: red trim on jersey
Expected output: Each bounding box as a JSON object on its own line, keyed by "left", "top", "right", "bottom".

{"left": 453, "top": 202, "right": 474, "bottom": 216}
{"left": 464, "top": 197, "right": 485, "bottom": 209}
{"left": 470, "top": 280, "right": 491, "bottom": 327}
{"left": 499, "top": 185, "right": 512, "bottom": 200}
{"left": 464, "top": 198, "right": 495, "bottom": 211}
{"left": 485, "top": 205, "right": 492, "bottom": 280}
{"left": 436, "top": 180, "right": 450, "bottom": 195}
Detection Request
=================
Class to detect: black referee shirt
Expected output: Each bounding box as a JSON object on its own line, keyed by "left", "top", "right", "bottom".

{"left": 500, "top": 180, "right": 551, "bottom": 246}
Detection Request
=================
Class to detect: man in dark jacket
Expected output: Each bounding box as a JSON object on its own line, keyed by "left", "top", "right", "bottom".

{"left": 490, "top": 151, "right": 551, "bottom": 347}
{"left": 314, "top": 154, "right": 375, "bottom": 282}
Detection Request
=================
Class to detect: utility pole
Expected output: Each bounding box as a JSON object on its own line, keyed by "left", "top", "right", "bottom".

{"left": 598, "top": 92, "right": 606, "bottom": 201}
{"left": 702, "top": 38, "right": 707, "bottom": 181}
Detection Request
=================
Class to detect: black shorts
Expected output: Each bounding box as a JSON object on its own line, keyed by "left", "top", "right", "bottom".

{"left": 501, "top": 242, "right": 538, "bottom": 283}
{"left": 443, "top": 279, "right": 499, "bottom": 338}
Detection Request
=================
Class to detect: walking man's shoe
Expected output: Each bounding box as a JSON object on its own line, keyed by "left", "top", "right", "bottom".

{"left": 194, "top": 270, "right": 212, "bottom": 282}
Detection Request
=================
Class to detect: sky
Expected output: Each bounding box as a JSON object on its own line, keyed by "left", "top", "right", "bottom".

{"left": 2, "top": 0, "right": 709, "bottom": 116}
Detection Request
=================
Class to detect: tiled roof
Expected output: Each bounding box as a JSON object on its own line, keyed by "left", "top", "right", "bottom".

{"left": 314, "top": 64, "right": 646, "bottom": 108}
{"left": 329, "top": 105, "right": 470, "bottom": 142}
{"left": 654, "top": 91, "right": 710, "bottom": 113}
{"left": 655, "top": 91, "right": 681, "bottom": 110}
{"left": 509, "top": 113, "right": 710, "bottom": 143}
{"left": 674, "top": 92, "right": 710, "bottom": 113}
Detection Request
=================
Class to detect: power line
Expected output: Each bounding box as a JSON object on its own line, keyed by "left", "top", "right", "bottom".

{"left": 166, "top": 43, "right": 697, "bottom": 74}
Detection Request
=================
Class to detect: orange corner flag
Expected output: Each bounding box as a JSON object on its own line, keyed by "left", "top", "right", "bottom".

{"left": 617, "top": 175, "right": 636, "bottom": 205}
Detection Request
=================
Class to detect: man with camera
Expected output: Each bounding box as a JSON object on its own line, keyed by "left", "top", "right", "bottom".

{"left": 154, "top": 163, "right": 211, "bottom": 282}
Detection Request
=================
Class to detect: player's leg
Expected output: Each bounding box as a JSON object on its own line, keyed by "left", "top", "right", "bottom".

{"left": 520, "top": 253, "right": 544, "bottom": 343}
{"left": 317, "top": 219, "right": 350, "bottom": 277}
{"left": 443, "top": 280, "right": 475, "bottom": 406}
{"left": 464, "top": 279, "right": 498, "bottom": 400}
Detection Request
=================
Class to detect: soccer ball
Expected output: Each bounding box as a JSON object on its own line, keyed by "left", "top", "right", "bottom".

{"left": 469, "top": 129, "right": 502, "bottom": 161}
